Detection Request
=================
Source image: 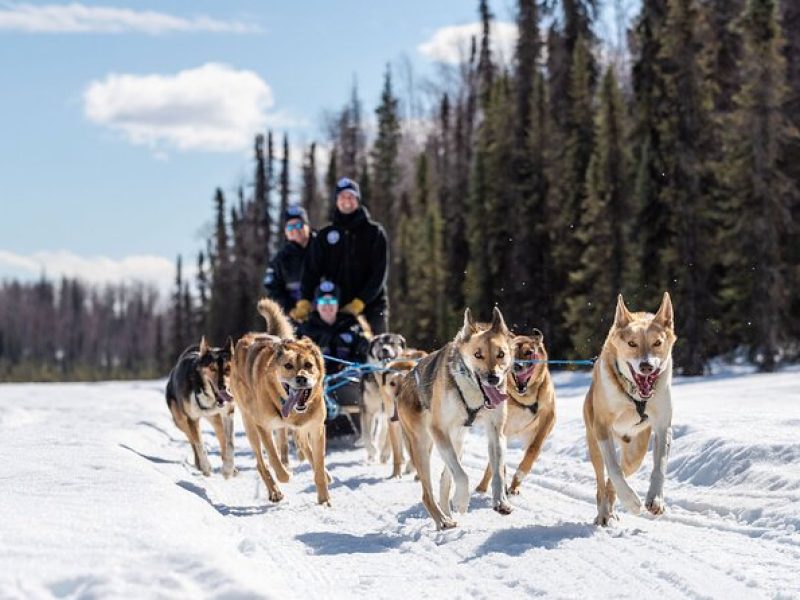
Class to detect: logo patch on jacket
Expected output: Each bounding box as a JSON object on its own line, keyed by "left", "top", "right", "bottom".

{"left": 326, "top": 230, "right": 340, "bottom": 245}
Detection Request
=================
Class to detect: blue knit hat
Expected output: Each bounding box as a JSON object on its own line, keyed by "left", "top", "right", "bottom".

{"left": 285, "top": 204, "right": 309, "bottom": 225}
{"left": 334, "top": 177, "right": 360, "bottom": 200}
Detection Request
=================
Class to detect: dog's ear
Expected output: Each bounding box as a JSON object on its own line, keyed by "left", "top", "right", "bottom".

{"left": 398, "top": 335, "right": 407, "bottom": 349}
{"left": 224, "top": 336, "right": 234, "bottom": 355}
{"left": 614, "top": 294, "right": 633, "bottom": 329}
{"left": 460, "top": 308, "right": 476, "bottom": 340}
{"left": 531, "top": 328, "right": 544, "bottom": 343}
{"left": 654, "top": 292, "right": 674, "bottom": 330}
{"left": 489, "top": 306, "right": 509, "bottom": 336}
{"left": 199, "top": 336, "right": 210, "bottom": 355}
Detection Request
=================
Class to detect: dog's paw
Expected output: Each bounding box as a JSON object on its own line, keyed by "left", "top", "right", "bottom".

{"left": 222, "top": 466, "right": 239, "bottom": 479}
{"left": 645, "top": 496, "right": 665, "bottom": 516}
{"left": 620, "top": 492, "right": 643, "bottom": 515}
{"left": 268, "top": 489, "right": 284, "bottom": 503}
{"left": 438, "top": 516, "right": 458, "bottom": 530}
{"left": 474, "top": 483, "right": 488, "bottom": 494}
{"left": 318, "top": 497, "right": 331, "bottom": 507}
{"left": 507, "top": 480, "right": 522, "bottom": 495}
{"left": 594, "top": 512, "right": 618, "bottom": 527}
{"left": 493, "top": 501, "right": 514, "bottom": 515}
{"left": 452, "top": 490, "right": 470, "bottom": 514}
{"left": 275, "top": 467, "right": 292, "bottom": 484}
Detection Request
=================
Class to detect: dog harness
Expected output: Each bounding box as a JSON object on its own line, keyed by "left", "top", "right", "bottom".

{"left": 450, "top": 353, "right": 484, "bottom": 427}
{"left": 510, "top": 397, "right": 539, "bottom": 417}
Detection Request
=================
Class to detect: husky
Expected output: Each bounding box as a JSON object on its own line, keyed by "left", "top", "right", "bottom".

{"left": 476, "top": 330, "right": 556, "bottom": 495}
{"left": 361, "top": 333, "right": 407, "bottom": 462}
{"left": 166, "top": 337, "right": 236, "bottom": 478}
{"left": 231, "top": 298, "right": 331, "bottom": 505}
{"left": 376, "top": 358, "right": 419, "bottom": 478}
{"left": 397, "top": 307, "right": 514, "bottom": 530}
{"left": 584, "top": 293, "right": 676, "bottom": 525}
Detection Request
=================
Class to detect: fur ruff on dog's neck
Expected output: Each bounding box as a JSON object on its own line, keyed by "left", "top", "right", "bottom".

{"left": 448, "top": 347, "right": 485, "bottom": 427}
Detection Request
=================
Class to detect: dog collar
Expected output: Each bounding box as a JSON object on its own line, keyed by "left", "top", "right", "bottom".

{"left": 614, "top": 362, "right": 649, "bottom": 425}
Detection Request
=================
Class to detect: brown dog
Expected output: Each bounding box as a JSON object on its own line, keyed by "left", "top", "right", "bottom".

{"left": 231, "top": 298, "right": 330, "bottom": 505}
{"left": 584, "top": 293, "right": 676, "bottom": 525}
{"left": 476, "top": 330, "right": 556, "bottom": 495}
{"left": 377, "top": 358, "right": 419, "bottom": 478}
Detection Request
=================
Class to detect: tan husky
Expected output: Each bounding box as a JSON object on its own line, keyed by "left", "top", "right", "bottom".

{"left": 476, "top": 330, "right": 556, "bottom": 495}
{"left": 584, "top": 293, "right": 676, "bottom": 525}
{"left": 377, "top": 358, "right": 419, "bottom": 479}
{"left": 231, "top": 298, "right": 331, "bottom": 505}
{"left": 397, "top": 307, "right": 514, "bottom": 530}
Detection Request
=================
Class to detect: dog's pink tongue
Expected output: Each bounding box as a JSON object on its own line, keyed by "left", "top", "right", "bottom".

{"left": 515, "top": 365, "right": 536, "bottom": 385}
{"left": 483, "top": 384, "right": 507, "bottom": 408}
{"left": 629, "top": 365, "right": 660, "bottom": 398}
{"left": 281, "top": 391, "right": 300, "bottom": 418}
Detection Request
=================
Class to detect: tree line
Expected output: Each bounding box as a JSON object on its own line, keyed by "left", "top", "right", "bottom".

{"left": 2, "top": 0, "right": 797, "bottom": 381}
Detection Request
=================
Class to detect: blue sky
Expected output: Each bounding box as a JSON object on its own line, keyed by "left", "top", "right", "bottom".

{"left": 0, "top": 1, "right": 627, "bottom": 295}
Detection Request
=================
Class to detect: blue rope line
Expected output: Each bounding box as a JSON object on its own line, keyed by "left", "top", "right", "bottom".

{"left": 515, "top": 358, "right": 596, "bottom": 366}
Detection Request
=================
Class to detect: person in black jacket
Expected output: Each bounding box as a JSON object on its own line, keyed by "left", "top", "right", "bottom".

{"left": 263, "top": 205, "right": 313, "bottom": 314}
{"left": 291, "top": 178, "right": 389, "bottom": 334}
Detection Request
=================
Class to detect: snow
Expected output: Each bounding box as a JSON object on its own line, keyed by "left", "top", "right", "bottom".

{"left": 1, "top": 369, "right": 799, "bottom": 599}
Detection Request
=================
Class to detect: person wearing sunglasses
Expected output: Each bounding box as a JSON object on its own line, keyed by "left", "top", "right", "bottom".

{"left": 296, "top": 280, "right": 369, "bottom": 376}
{"left": 293, "top": 178, "right": 389, "bottom": 334}
{"left": 263, "top": 205, "right": 314, "bottom": 314}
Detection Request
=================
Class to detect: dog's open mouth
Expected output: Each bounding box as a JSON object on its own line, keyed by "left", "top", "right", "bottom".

{"left": 281, "top": 384, "right": 312, "bottom": 417}
{"left": 628, "top": 364, "right": 661, "bottom": 399}
{"left": 512, "top": 362, "right": 536, "bottom": 394}
{"left": 215, "top": 388, "right": 234, "bottom": 407}
{"left": 477, "top": 377, "right": 508, "bottom": 409}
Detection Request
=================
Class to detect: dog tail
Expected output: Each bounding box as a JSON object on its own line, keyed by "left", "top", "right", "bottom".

{"left": 257, "top": 297, "right": 295, "bottom": 339}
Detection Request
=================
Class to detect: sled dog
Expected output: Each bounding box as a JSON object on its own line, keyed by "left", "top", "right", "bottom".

{"left": 231, "top": 298, "right": 331, "bottom": 505}
{"left": 361, "top": 333, "right": 407, "bottom": 462}
{"left": 397, "top": 307, "right": 514, "bottom": 529}
{"left": 377, "top": 358, "right": 419, "bottom": 478}
{"left": 584, "top": 293, "right": 676, "bottom": 525}
{"left": 166, "top": 337, "right": 236, "bottom": 477}
{"left": 476, "top": 330, "right": 556, "bottom": 495}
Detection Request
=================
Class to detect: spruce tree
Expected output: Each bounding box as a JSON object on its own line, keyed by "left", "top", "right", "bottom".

{"left": 371, "top": 65, "right": 401, "bottom": 228}
{"left": 657, "top": 0, "right": 715, "bottom": 375}
{"left": 718, "top": 0, "right": 797, "bottom": 370}
{"left": 171, "top": 255, "right": 184, "bottom": 360}
{"left": 565, "top": 67, "right": 632, "bottom": 357}
{"left": 632, "top": 0, "right": 669, "bottom": 300}
{"left": 279, "top": 133, "right": 290, "bottom": 231}
{"left": 208, "top": 189, "right": 231, "bottom": 345}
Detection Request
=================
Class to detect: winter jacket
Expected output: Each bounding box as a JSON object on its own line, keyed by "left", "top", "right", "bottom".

{"left": 263, "top": 240, "right": 310, "bottom": 313}
{"left": 300, "top": 207, "right": 388, "bottom": 311}
{"left": 297, "top": 312, "right": 369, "bottom": 374}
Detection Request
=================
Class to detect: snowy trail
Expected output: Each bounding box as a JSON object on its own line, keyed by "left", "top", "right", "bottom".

{"left": 1, "top": 369, "right": 799, "bottom": 599}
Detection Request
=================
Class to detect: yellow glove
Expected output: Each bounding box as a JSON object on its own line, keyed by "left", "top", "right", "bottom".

{"left": 342, "top": 298, "right": 365, "bottom": 316}
{"left": 289, "top": 299, "right": 312, "bottom": 322}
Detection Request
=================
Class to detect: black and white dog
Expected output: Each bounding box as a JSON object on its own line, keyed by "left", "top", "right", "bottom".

{"left": 360, "top": 333, "right": 406, "bottom": 462}
{"left": 166, "top": 337, "right": 236, "bottom": 477}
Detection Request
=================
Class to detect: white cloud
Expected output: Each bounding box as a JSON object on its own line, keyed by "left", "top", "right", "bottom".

{"left": 83, "top": 63, "right": 296, "bottom": 153}
{"left": 0, "top": 250, "right": 178, "bottom": 297}
{"left": 0, "top": 3, "right": 258, "bottom": 34}
{"left": 418, "top": 21, "right": 518, "bottom": 65}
